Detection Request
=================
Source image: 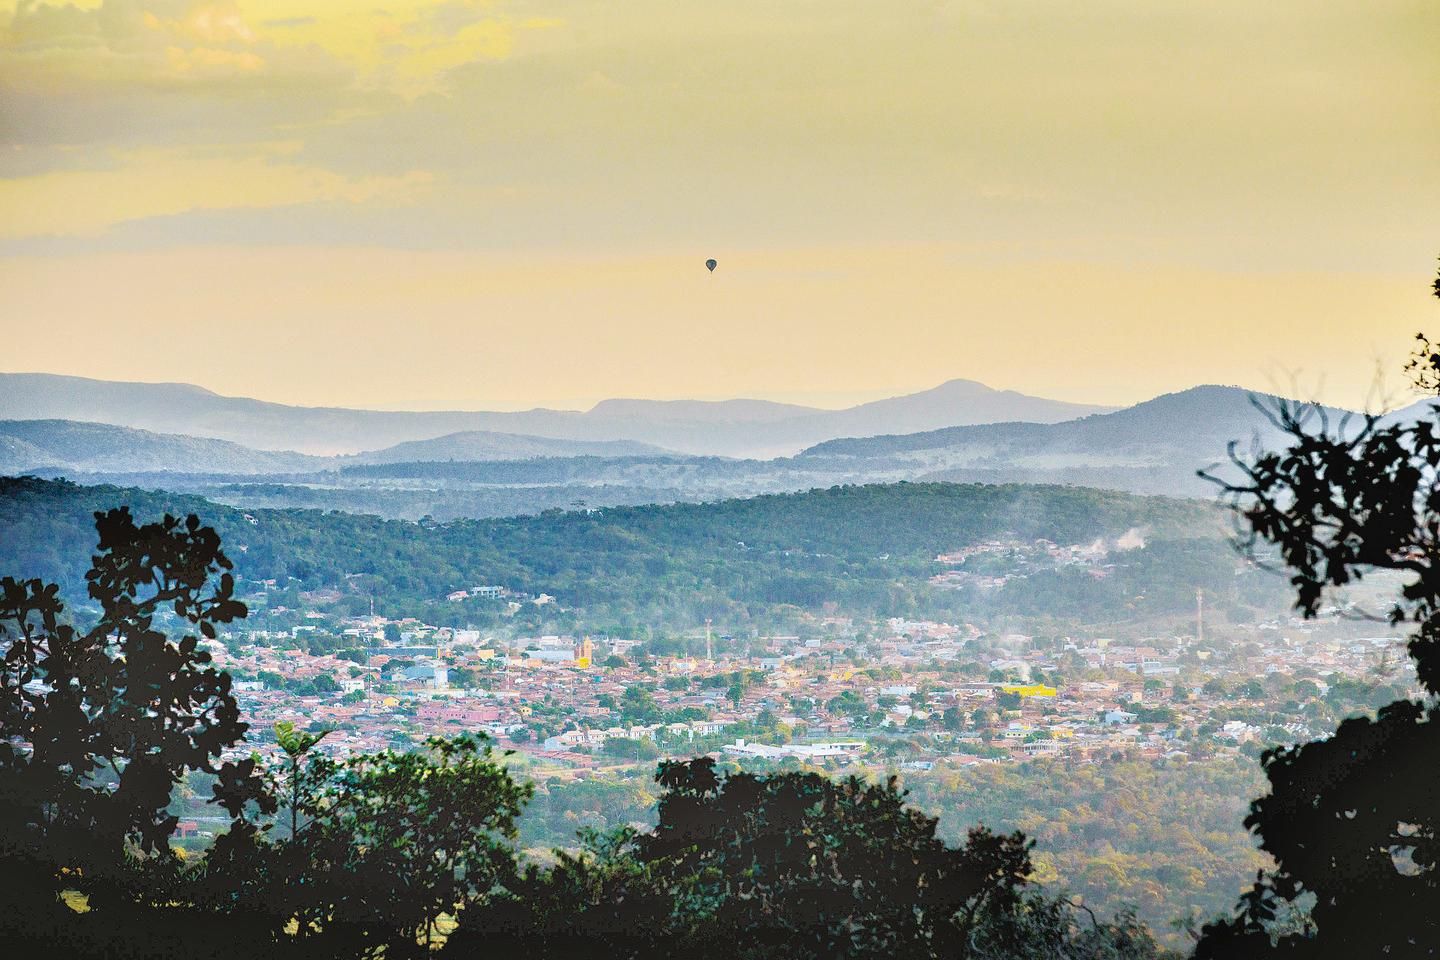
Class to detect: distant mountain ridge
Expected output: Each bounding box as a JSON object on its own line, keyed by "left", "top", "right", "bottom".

{"left": 0, "top": 420, "right": 325, "bottom": 476}
{"left": 344, "top": 431, "right": 665, "bottom": 465}
{"left": 0, "top": 420, "right": 670, "bottom": 476}
{"left": 585, "top": 397, "right": 817, "bottom": 424}
{"left": 797, "top": 384, "right": 1399, "bottom": 495}
{"left": 0, "top": 372, "right": 1115, "bottom": 458}
{"left": 804, "top": 385, "right": 1346, "bottom": 458}
{"left": 4, "top": 380, "right": 1400, "bottom": 518}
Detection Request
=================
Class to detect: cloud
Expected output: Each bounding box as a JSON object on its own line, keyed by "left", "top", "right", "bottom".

{"left": 0, "top": 0, "right": 1434, "bottom": 268}
{"left": 5, "top": 2, "right": 277, "bottom": 86}
{"left": 0, "top": 1, "right": 1436, "bottom": 418}
{"left": 1, "top": 2, "right": 359, "bottom": 170}
{"left": 164, "top": 43, "right": 265, "bottom": 76}
{"left": 262, "top": 16, "right": 315, "bottom": 29}
{"left": 0, "top": 143, "right": 433, "bottom": 238}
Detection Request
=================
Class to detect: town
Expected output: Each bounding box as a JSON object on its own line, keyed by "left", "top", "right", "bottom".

{"left": 206, "top": 566, "right": 1412, "bottom": 792}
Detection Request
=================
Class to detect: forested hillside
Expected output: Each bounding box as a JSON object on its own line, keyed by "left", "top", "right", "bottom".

{"left": 0, "top": 419, "right": 325, "bottom": 474}
{"left": 0, "top": 476, "right": 1281, "bottom": 632}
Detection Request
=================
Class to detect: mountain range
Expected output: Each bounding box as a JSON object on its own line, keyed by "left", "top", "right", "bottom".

{"left": 3, "top": 372, "right": 1421, "bottom": 520}
{"left": 0, "top": 420, "right": 325, "bottom": 476}
{"left": 798, "top": 386, "right": 1333, "bottom": 494}
{"left": 0, "top": 420, "right": 667, "bottom": 477}
{"left": 0, "top": 372, "right": 1114, "bottom": 458}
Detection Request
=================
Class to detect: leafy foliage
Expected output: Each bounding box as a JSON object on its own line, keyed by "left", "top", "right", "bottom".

{"left": 1194, "top": 268, "right": 1440, "bottom": 957}
{"left": 0, "top": 507, "right": 272, "bottom": 951}
{"left": 201, "top": 730, "right": 532, "bottom": 958}
{"left": 0, "top": 509, "right": 262, "bottom": 897}
{"left": 460, "top": 758, "right": 1167, "bottom": 960}
{"left": 518, "top": 756, "right": 1268, "bottom": 946}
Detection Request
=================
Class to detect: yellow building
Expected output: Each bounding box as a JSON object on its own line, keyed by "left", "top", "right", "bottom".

{"left": 1001, "top": 684, "right": 1058, "bottom": 698}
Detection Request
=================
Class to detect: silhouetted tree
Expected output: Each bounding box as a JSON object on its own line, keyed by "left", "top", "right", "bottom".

{"left": 469, "top": 825, "right": 677, "bottom": 958}
{"left": 0, "top": 507, "right": 269, "bottom": 953}
{"left": 1194, "top": 263, "right": 1440, "bottom": 958}
{"left": 200, "top": 727, "right": 531, "bottom": 959}
{"left": 462, "top": 757, "right": 1168, "bottom": 960}
{"left": 643, "top": 757, "right": 1032, "bottom": 959}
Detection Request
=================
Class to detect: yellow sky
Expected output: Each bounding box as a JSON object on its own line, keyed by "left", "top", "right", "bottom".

{"left": 2, "top": 1, "right": 1437, "bottom": 410}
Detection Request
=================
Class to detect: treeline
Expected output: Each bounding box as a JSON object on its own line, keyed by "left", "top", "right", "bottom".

{"left": 338, "top": 454, "right": 743, "bottom": 483}
{"left": 206, "top": 480, "right": 699, "bottom": 522}
{"left": 0, "top": 477, "right": 1266, "bottom": 632}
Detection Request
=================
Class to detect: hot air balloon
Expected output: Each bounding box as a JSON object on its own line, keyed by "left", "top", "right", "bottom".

{"left": 705, "top": 258, "right": 717, "bottom": 272}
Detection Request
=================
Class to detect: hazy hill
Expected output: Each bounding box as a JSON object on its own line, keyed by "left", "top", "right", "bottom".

{"left": 345, "top": 431, "right": 666, "bottom": 464}
{"left": 798, "top": 385, "right": 1360, "bottom": 496}
{"left": 0, "top": 373, "right": 578, "bottom": 456}
{"left": 0, "top": 420, "right": 669, "bottom": 477}
{"left": 2, "top": 383, "right": 1386, "bottom": 517}
{"left": 790, "top": 378, "right": 1121, "bottom": 440}
{"left": 0, "top": 372, "right": 1113, "bottom": 458}
{"left": 0, "top": 420, "right": 325, "bottom": 475}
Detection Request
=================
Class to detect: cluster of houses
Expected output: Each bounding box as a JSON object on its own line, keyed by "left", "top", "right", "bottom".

{"left": 444, "top": 584, "right": 555, "bottom": 610}
{"left": 207, "top": 602, "right": 1412, "bottom": 778}
{"left": 929, "top": 536, "right": 1133, "bottom": 591}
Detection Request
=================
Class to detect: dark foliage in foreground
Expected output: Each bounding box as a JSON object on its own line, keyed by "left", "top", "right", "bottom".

{"left": 459, "top": 757, "right": 1165, "bottom": 960}
{"left": 0, "top": 508, "right": 268, "bottom": 922}
{"left": 1193, "top": 265, "right": 1440, "bottom": 958}
{"left": 466, "top": 758, "right": 1030, "bottom": 959}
